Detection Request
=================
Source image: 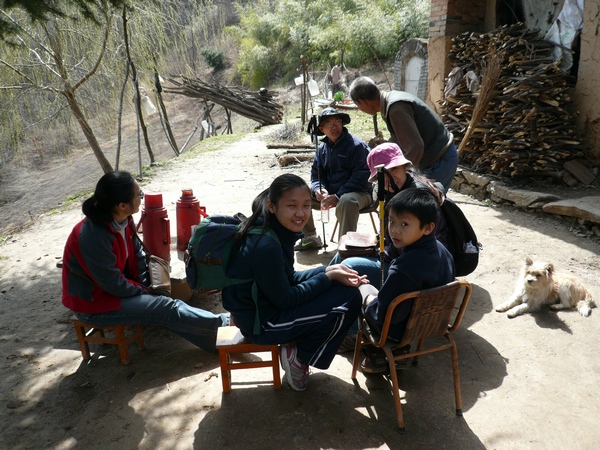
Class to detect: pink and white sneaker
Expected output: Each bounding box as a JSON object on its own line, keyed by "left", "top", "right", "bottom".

{"left": 279, "top": 344, "right": 309, "bottom": 391}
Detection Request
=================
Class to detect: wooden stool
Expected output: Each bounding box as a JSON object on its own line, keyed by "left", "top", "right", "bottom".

{"left": 216, "top": 326, "right": 281, "bottom": 393}
{"left": 71, "top": 319, "right": 144, "bottom": 365}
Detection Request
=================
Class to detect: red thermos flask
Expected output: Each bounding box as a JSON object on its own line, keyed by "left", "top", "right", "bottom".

{"left": 137, "top": 192, "right": 171, "bottom": 261}
{"left": 176, "top": 188, "right": 207, "bottom": 252}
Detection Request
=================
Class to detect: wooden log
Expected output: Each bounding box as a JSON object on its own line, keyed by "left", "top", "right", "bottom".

{"left": 440, "top": 21, "right": 589, "bottom": 179}
{"left": 164, "top": 76, "right": 284, "bottom": 126}
{"left": 266, "top": 143, "right": 314, "bottom": 149}
{"left": 277, "top": 153, "right": 313, "bottom": 166}
{"left": 563, "top": 159, "right": 596, "bottom": 185}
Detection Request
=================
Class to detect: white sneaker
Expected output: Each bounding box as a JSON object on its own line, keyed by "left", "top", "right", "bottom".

{"left": 293, "top": 236, "right": 323, "bottom": 251}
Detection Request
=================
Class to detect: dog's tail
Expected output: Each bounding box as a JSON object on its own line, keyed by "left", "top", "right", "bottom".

{"left": 577, "top": 296, "right": 596, "bottom": 317}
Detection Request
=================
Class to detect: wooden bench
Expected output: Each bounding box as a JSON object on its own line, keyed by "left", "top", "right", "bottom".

{"left": 71, "top": 319, "right": 144, "bottom": 365}
{"left": 216, "top": 326, "right": 281, "bottom": 393}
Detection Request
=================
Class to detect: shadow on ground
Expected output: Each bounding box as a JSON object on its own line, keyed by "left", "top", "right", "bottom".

{"left": 194, "top": 373, "right": 487, "bottom": 450}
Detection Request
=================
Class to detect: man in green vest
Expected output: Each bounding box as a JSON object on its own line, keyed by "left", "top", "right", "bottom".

{"left": 349, "top": 76, "right": 458, "bottom": 193}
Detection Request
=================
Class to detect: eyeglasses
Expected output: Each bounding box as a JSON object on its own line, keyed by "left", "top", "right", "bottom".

{"left": 321, "top": 118, "right": 343, "bottom": 128}
{"left": 138, "top": 190, "right": 144, "bottom": 199}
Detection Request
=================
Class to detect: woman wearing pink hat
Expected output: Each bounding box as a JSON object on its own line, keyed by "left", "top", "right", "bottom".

{"left": 335, "top": 142, "right": 447, "bottom": 281}
{"left": 332, "top": 142, "right": 448, "bottom": 353}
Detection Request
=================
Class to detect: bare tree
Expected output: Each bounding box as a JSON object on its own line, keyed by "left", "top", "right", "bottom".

{"left": 0, "top": 1, "right": 238, "bottom": 171}
{"left": 0, "top": 6, "right": 114, "bottom": 173}
{"left": 0, "top": 0, "right": 127, "bottom": 39}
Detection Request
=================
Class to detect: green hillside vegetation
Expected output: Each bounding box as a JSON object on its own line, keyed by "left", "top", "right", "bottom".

{"left": 0, "top": 0, "right": 429, "bottom": 170}
{"left": 230, "top": 0, "right": 429, "bottom": 88}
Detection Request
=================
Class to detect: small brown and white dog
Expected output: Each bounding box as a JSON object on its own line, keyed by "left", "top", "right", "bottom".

{"left": 495, "top": 257, "right": 596, "bottom": 318}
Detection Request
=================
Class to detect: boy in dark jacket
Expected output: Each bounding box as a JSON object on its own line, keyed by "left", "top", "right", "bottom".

{"left": 360, "top": 188, "right": 455, "bottom": 373}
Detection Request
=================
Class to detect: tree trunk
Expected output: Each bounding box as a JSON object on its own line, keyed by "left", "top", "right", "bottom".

{"left": 115, "top": 62, "right": 131, "bottom": 169}
{"left": 43, "top": 14, "right": 114, "bottom": 173}
{"left": 62, "top": 90, "right": 113, "bottom": 173}
{"left": 123, "top": 7, "right": 154, "bottom": 164}
{"left": 154, "top": 66, "right": 179, "bottom": 155}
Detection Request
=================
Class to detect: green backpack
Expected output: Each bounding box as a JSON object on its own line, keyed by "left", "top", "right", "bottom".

{"left": 184, "top": 214, "right": 279, "bottom": 334}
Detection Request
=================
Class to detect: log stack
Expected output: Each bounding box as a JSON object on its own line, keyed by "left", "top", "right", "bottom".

{"left": 164, "top": 77, "right": 284, "bottom": 126}
{"left": 441, "top": 23, "right": 588, "bottom": 179}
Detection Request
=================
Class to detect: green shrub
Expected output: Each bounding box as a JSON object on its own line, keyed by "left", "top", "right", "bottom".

{"left": 229, "top": 0, "right": 430, "bottom": 87}
{"left": 237, "top": 43, "right": 274, "bottom": 89}
{"left": 200, "top": 47, "right": 228, "bottom": 71}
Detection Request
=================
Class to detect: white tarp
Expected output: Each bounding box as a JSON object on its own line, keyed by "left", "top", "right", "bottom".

{"left": 544, "top": 0, "right": 584, "bottom": 71}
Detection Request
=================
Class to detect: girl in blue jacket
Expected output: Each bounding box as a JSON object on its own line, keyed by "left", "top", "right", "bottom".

{"left": 222, "top": 174, "right": 365, "bottom": 391}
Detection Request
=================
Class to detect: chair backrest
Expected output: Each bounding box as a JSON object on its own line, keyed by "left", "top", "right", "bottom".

{"left": 374, "top": 280, "right": 472, "bottom": 348}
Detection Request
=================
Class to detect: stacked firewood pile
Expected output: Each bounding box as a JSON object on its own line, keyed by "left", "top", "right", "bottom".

{"left": 441, "top": 23, "right": 588, "bottom": 179}
{"left": 164, "top": 76, "right": 284, "bottom": 126}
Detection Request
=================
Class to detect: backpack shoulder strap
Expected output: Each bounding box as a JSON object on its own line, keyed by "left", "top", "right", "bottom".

{"left": 247, "top": 227, "right": 280, "bottom": 244}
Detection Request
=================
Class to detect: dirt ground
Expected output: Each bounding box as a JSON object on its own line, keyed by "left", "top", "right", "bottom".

{"left": 1, "top": 104, "right": 600, "bottom": 448}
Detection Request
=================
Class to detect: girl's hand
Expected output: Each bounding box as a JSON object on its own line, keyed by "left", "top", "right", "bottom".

{"left": 326, "top": 264, "right": 369, "bottom": 287}
{"left": 326, "top": 264, "right": 356, "bottom": 275}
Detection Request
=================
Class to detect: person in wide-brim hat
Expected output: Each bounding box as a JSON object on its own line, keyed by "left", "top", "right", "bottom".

{"left": 315, "top": 107, "right": 351, "bottom": 136}
{"left": 294, "top": 106, "right": 372, "bottom": 250}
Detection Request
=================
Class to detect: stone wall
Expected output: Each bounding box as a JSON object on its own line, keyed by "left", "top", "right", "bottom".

{"left": 452, "top": 167, "right": 600, "bottom": 234}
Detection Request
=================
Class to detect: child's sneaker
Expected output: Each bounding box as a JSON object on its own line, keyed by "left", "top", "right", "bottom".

{"left": 279, "top": 344, "right": 309, "bottom": 391}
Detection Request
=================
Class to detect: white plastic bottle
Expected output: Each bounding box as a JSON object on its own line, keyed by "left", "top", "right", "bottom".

{"left": 321, "top": 201, "right": 329, "bottom": 223}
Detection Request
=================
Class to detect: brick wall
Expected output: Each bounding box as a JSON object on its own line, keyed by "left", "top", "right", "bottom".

{"left": 430, "top": 0, "right": 486, "bottom": 37}
{"left": 427, "top": 0, "right": 487, "bottom": 111}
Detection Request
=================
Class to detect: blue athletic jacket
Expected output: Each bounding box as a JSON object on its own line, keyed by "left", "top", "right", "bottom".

{"left": 222, "top": 218, "right": 332, "bottom": 336}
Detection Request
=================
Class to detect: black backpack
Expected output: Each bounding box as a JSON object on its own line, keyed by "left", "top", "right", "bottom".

{"left": 439, "top": 198, "right": 481, "bottom": 277}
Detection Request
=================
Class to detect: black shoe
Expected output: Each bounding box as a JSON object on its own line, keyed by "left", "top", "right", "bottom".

{"left": 337, "top": 334, "right": 356, "bottom": 354}
{"left": 360, "top": 348, "right": 388, "bottom": 374}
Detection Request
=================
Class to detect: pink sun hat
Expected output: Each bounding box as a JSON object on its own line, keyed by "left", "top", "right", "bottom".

{"left": 367, "top": 142, "right": 412, "bottom": 182}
